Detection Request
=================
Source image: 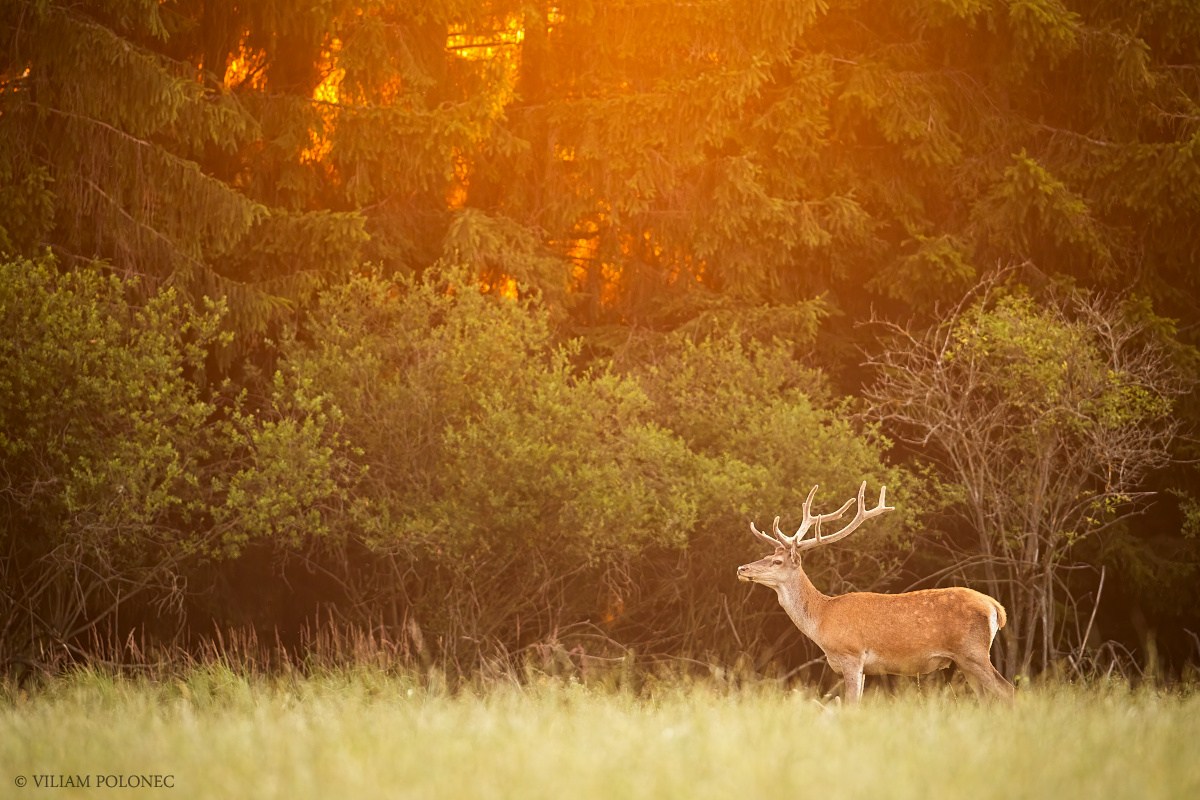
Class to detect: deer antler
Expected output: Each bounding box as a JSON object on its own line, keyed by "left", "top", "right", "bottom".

{"left": 793, "top": 481, "right": 893, "bottom": 552}
{"left": 749, "top": 517, "right": 782, "bottom": 548}
{"left": 749, "top": 482, "right": 894, "bottom": 552}
{"left": 787, "top": 484, "right": 856, "bottom": 545}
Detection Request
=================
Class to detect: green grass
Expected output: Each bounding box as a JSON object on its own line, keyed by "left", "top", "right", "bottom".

{"left": 2, "top": 668, "right": 1198, "bottom": 799}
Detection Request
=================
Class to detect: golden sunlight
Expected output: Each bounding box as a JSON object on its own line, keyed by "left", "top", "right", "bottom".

{"left": 301, "top": 41, "right": 344, "bottom": 165}
{"left": 446, "top": 15, "right": 525, "bottom": 61}
{"left": 222, "top": 39, "right": 267, "bottom": 90}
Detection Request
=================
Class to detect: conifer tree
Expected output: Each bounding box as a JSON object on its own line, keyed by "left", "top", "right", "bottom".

{"left": 7, "top": 1, "right": 1198, "bottom": 336}
{"left": 0, "top": 1, "right": 503, "bottom": 343}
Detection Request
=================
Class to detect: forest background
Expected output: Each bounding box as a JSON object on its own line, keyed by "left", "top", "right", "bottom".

{"left": 2, "top": 0, "right": 1199, "bottom": 687}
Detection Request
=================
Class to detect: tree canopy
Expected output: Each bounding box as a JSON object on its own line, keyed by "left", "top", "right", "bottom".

{"left": 1, "top": 0, "right": 1198, "bottom": 680}
{"left": 8, "top": 1, "right": 1199, "bottom": 333}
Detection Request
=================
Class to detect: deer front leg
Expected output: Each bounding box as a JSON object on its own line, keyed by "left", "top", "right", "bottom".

{"left": 830, "top": 657, "right": 865, "bottom": 704}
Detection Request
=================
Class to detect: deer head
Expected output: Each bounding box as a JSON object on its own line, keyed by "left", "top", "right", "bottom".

{"left": 737, "top": 481, "right": 892, "bottom": 588}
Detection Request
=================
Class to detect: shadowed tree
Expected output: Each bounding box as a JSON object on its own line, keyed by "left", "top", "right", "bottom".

{"left": 866, "top": 275, "right": 1193, "bottom": 677}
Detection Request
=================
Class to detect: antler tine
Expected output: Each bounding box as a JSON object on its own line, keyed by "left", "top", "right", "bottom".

{"left": 800, "top": 484, "right": 819, "bottom": 523}
{"left": 789, "top": 485, "right": 820, "bottom": 541}
{"left": 817, "top": 481, "right": 866, "bottom": 546}
{"left": 768, "top": 515, "right": 802, "bottom": 548}
{"left": 793, "top": 483, "right": 856, "bottom": 544}
{"left": 796, "top": 481, "right": 894, "bottom": 552}
{"left": 749, "top": 518, "right": 781, "bottom": 548}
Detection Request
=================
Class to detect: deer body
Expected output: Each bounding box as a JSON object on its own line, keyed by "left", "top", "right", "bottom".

{"left": 739, "top": 483, "right": 1014, "bottom": 703}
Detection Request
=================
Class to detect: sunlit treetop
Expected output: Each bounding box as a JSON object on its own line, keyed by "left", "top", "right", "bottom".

{"left": 1, "top": 0, "right": 1198, "bottom": 347}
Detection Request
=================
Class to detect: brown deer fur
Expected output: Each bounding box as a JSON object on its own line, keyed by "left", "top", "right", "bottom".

{"left": 738, "top": 483, "right": 1015, "bottom": 704}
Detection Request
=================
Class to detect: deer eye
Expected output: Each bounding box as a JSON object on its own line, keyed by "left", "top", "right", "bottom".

{"left": 771, "top": 558, "right": 784, "bottom": 566}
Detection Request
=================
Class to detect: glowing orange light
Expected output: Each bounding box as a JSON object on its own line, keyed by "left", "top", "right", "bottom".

{"left": 301, "top": 41, "right": 344, "bottom": 165}
{"left": 496, "top": 276, "right": 520, "bottom": 301}
{"left": 0, "top": 65, "right": 31, "bottom": 96}
{"left": 600, "top": 592, "right": 625, "bottom": 629}
{"left": 222, "top": 39, "right": 267, "bottom": 90}
{"left": 446, "top": 15, "right": 525, "bottom": 61}
{"left": 446, "top": 149, "right": 470, "bottom": 210}
{"left": 312, "top": 67, "right": 343, "bottom": 105}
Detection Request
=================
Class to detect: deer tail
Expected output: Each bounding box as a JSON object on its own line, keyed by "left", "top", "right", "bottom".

{"left": 990, "top": 597, "right": 1007, "bottom": 630}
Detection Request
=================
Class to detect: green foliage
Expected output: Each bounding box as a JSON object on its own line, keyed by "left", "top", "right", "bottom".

{"left": 945, "top": 293, "right": 1179, "bottom": 444}
{"left": 210, "top": 371, "right": 365, "bottom": 559}
{"left": 274, "top": 266, "right": 555, "bottom": 548}
{"left": 255, "top": 266, "right": 906, "bottom": 665}
{"left": 632, "top": 330, "right": 903, "bottom": 526}
{"left": 869, "top": 282, "right": 1192, "bottom": 675}
{"left": 972, "top": 151, "right": 1113, "bottom": 272}
{"left": 1007, "top": 0, "right": 1083, "bottom": 71}
{"left": 3, "top": 0, "right": 1198, "bottom": 327}
{"left": 0, "top": 254, "right": 227, "bottom": 656}
{"left": 5, "top": 0, "right": 1199, "bottom": 346}
{"left": 441, "top": 208, "right": 571, "bottom": 313}
{"left": 2, "top": 0, "right": 1199, "bottom": 675}
{"left": 625, "top": 327, "right": 912, "bottom": 627}
{"left": 0, "top": 253, "right": 371, "bottom": 659}
{"left": 0, "top": 254, "right": 221, "bottom": 540}
{"left": 869, "top": 232, "right": 976, "bottom": 310}
{"left": 0, "top": 158, "right": 54, "bottom": 256}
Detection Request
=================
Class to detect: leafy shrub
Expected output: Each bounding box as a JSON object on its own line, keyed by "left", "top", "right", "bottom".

{"left": 0, "top": 254, "right": 908, "bottom": 675}
{"left": 272, "top": 267, "right": 909, "bottom": 669}
{"left": 0, "top": 254, "right": 228, "bottom": 661}
{"left": 0, "top": 254, "right": 363, "bottom": 665}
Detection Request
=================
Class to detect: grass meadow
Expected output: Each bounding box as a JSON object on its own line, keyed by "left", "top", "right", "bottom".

{"left": 3, "top": 667, "right": 1199, "bottom": 799}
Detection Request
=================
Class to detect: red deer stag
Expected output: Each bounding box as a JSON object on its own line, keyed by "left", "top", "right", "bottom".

{"left": 737, "top": 482, "right": 1014, "bottom": 703}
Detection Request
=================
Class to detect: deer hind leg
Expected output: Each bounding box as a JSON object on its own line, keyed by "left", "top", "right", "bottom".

{"left": 955, "top": 653, "right": 1015, "bottom": 703}
{"left": 984, "top": 661, "right": 1015, "bottom": 702}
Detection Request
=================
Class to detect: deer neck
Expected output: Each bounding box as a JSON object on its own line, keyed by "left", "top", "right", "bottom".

{"left": 774, "top": 566, "right": 829, "bottom": 642}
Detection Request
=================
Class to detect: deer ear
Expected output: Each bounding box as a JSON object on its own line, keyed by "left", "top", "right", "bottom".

{"left": 788, "top": 547, "right": 802, "bottom": 566}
